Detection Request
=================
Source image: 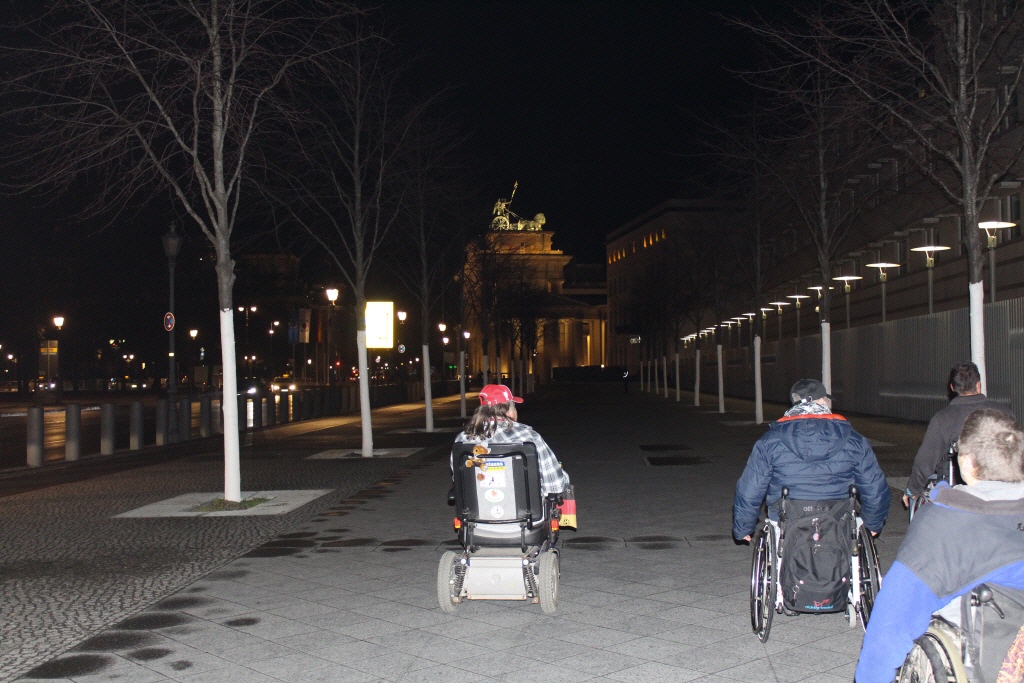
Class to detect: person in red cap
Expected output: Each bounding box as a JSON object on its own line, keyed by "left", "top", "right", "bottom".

{"left": 454, "top": 383, "right": 570, "bottom": 497}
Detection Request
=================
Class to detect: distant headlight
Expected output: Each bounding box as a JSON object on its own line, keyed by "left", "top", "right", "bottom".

{"left": 246, "top": 387, "right": 257, "bottom": 394}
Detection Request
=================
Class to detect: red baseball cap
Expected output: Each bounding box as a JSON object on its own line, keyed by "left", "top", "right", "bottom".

{"left": 478, "top": 384, "right": 523, "bottom": 406}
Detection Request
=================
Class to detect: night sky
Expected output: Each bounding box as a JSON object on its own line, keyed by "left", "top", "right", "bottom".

{"left": 0, "top": 2, "right": 765, "bottom": 373}
{"left": 389, "top": 1, "right": 764, "bottom": 261}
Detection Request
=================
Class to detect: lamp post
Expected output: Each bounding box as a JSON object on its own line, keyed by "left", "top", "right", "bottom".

{"left": 162, "top": 222, "right": 182, "bottom": 443}
{"left": 438, "top": 322, "right": 446, "bottom": 382}
{"left": 460, "top": 330, "right": 470, "bottom": 417}
{"left": 189, "top": 328, "right": 198, "bottom": 392}
{"left": 832, "top": 275, "right": 863, "bottom": 329}
{"left": 979, "top": 221, "right": 1016, "bottom": 303}
{"left": 51, "top": 316, "right": 64, "bottom": 399}
{"left": 786, "top": 295, "right": 810, "bottom": 337}
{"left": 326, "top": 288, "right": 338, "bottom": 384}
{"left": 768, "top": 301, "right": 791, "bottom": 341}
{"left": 866, "top": 262, "right": 900, "bottom": 323}
{"left": 910, "top": 244, "right": 950, "bottom": 314}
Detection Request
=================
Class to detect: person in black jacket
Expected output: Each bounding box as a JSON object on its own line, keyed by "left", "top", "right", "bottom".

{"left": 903, "top": 362, "right": 1014, "bottom": 508}
{"left": 733, "top": 378, "right": 891, "bottom": 542}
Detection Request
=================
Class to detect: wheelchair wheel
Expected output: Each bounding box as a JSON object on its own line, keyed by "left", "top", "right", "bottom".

{"left": 897, "top": 623, "right": 968, "bottom": 683}
{"left": 537, "top": 550, "right": 559, "bottom": 614}
{"left": 749, "top": 521, "right": 777, "bottom": 642}
{"left": 437, "top": 551, "right": 460, "bottom": 613}
{"left": 855, "top": 524, "right": 882, "bottom": 629}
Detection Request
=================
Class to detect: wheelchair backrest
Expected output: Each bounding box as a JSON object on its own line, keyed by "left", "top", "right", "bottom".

{"left": 451, "top": 442, "right": 543, "bottom": 525}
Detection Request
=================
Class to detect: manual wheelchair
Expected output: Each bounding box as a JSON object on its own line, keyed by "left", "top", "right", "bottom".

{"left": 749, "top": 485, "right": 882, "bottom": 642}
{"left": 897, "top": 584, "right": 1024, "bottom": 683}
{"left": 910, "top": 440, "right": 959, "bottom": 522}
{"left": 437, "top": 442, "right": 563, "bottom": 614}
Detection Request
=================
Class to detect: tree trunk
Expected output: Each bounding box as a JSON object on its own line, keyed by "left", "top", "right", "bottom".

{"left": 717, "top": 343, "right": 725, "bottom": 413}
{"left": 674, "top": 352, "right": 680, "bottom": 402}
{"left": 694, "top": 347, "right": 701, "bottom": 406}
{"left": 357, "top": 330, "right": 373, "bottom": 457}
{"left": 422, "top": 344, "right": 434, "bottom": 432}
{"left": 754, "top": 334, "right": 763, "bottom": 424}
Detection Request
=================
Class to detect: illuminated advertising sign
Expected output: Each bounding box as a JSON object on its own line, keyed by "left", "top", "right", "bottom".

{"left": 365, "top": 301, "right": 394, "bottom": 349}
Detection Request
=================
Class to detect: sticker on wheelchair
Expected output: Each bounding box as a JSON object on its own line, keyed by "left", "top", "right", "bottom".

{"left": 478, "top": 462, "right": 507, "bottom": 488}
{"left": 484, "top": 489, "right": 504, "bottom": 503}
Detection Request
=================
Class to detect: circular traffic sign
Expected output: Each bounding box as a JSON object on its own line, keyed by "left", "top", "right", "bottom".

{"left": 164, "top": 312, "right": 175, "bottom": 332}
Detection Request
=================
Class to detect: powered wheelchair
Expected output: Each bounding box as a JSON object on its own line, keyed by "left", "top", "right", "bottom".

{"left": 749, "top": 485, "right": 882, "bottom": 642}
{"left": 896, "top": 584, "right": 1024, "bottom": 683}
{"left": 437, "top": 442, "right": 563, "bottom": 614}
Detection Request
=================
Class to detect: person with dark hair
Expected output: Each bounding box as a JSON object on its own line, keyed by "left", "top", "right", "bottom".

{"left": 733, "top": 378, "right": 890, "bottom": 542}
{"left": 856, "top": 409, "right": 1024, "bottom": 683}
{"left": 454, "top": 384, "right": 569, "bottom": 497}
{"left": 903, "top": 361, "right": 1014, "bottom": 507}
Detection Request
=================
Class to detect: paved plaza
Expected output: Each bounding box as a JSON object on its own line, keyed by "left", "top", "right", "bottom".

{"left": 0, "top": 385, "right": 926, "bottom": 682}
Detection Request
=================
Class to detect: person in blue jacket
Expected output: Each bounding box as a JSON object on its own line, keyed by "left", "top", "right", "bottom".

{"left": 733, "top": 378, "right": 890, "bottom": 542}
{"left": 856, "top": 408, "right": 1024, "bottom": 683}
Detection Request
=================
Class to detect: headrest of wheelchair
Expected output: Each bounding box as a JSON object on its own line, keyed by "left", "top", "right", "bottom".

{"left": 478, "top": 384, "right": 523, "bottom": 406}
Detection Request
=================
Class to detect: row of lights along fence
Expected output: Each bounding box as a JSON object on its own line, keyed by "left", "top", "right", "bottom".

{"left": 689, "top": 220, "right": 1016, "bottom": 346}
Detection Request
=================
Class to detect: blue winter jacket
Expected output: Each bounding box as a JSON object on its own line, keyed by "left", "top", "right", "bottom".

{"left": 732, "top": 413, "right": 891, "bottom": 540}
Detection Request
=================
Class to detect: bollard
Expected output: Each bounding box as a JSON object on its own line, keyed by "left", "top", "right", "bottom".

{"left": 156, "top": 398, "right": 168, "bottom": 446}
{"left": 199, "top": 395, "right": 211, "bottom": 438}
{"left": 178, "top": 398, "right": 191, "bottom": 441}
{"left": 130, "top": 401, "right": 144, "bottom": 450}
{"left": 279, "top": 393, "right": 289, "bottom": 424}
{"left": 238, "top": 395, "right": 247, "bottom": 432}
{"left": 27, "top": 406, "right": 43, "bottom": 467}
{"left": 253, "top": 396, "right": 264, "bottom": 428}
{"left": 303, "top": 389, "right": 313, "bottom": 420}
{"left": 266, "top": 395, "right": 276, "bottom": 426}
{"left": 65, "top": 404, "right": 81, "bottom": 461}
{"left": 100, "top": 403, "right": 116, "bottom": 455}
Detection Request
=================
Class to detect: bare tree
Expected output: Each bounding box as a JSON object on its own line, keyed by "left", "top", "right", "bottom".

{"left": 742, "top": 0, "right": 1024, "bottom": 391}
{"left": 272, "top": 22, "right": 422, "bottom": 458}
{"left": 387, "top": 115, "right": 468, "bottom": 430}
{"left": 0, "top": 0, "right": 356, "bottom": 501}
{"left": 732, "top": 51, "right": 882, "bottom": 391}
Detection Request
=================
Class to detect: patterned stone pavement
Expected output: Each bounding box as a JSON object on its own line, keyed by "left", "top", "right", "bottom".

{"left": 1, "top": 387, "right": 925, "bottom": 682}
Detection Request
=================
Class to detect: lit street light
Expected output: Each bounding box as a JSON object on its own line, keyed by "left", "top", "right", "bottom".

{"left": 910, "top": 243, "right": 950, "bottom": 314}
{"left": 979, "top": 220, "right": 1016, "bottom": 303}
{"left": 866, "top": 262, "right": 900, "bottom": 322}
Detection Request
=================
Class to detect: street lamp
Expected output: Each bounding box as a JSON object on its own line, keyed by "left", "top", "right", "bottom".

{"left": 459, "top": 329, "right": 471, "bottom": 417}
{"left": 326, "top": 288, "right": 338, "bottom": 384}
{"left": 866, "top": 262, "right": 900, "bottom": 322}
{"left": 910, "top": 244, "right": 950, "bottom": 314}
{"left": 832, "top": 275, "right": 863, "bottom": 329}
{"left": 162, "top": 222, "right": 182, "bottom": 443}
{"left": 979, "top": 220, "right": 1016, "bottom": 303}
{"left": 768, "top": 301, "right": 791, "bottom": 342}
{"left": 785, "top": 294, "right": 810, "bottom": 337}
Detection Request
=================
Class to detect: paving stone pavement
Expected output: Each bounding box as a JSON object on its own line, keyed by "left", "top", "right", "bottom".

{"left": 2, "top": 385, "right": 924, "bottom": 683}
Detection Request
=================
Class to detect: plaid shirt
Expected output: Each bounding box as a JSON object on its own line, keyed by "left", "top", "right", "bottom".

{"left": 455, "top": 419, "right": 570, "bottom": 496}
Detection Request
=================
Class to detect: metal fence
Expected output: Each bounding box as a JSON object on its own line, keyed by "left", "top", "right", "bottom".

{"left": 686, "top": 298, "right": 1023, "bottom": 421}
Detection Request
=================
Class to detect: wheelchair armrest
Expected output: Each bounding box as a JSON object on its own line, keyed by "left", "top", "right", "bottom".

{"left": 447, "top": 487, "right": 456, "bottom": 506}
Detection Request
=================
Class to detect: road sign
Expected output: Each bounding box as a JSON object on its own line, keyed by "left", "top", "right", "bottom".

{"left": 164, "top": 312, "right": 175, "bottom": 332}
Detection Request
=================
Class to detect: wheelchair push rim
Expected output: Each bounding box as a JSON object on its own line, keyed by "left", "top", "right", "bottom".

{"left": 749, "top": 521, "right": 777, "bottom": 642}
{"left": 898, "top": 622, "right": 969, "bottom": 683}
{"left": 854, "top": 522, "right": 882, "bottom": 629}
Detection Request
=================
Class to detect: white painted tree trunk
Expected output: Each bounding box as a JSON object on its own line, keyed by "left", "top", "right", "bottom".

{"left": 663, "top": 357, "right": 669, "bottom": 398}
{"left": 717, "top": 344, "right": 725, "bottom": 413}
{"left": 821, "top": 321, "right": 832, "bottom": 394}
{"left": 970, "top": 281, "right": 987, "bottom": 393}
{"left": 422, "top": 343, "right": 434, "bottom": 432}
{"left": 694, "top": 349, "right": 701, "bottom": 406}
{"left": 754, "top": 335, "right": 764, "bottom": 425}
{"left": 674, "top": 353, "right": 680, "bottom": 402}
{"left": 357, "top": 330, "right": 373, "bottom": 457}
{"left": 219, "top": 308, "right": 241, "bottom": 502}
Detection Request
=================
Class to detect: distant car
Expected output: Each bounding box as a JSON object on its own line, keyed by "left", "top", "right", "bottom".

{"left": 238, "top": 377, "right": 266, "bottom": 395}
{"left": 270, "top": 376, "right": 296, "bottom": 393}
